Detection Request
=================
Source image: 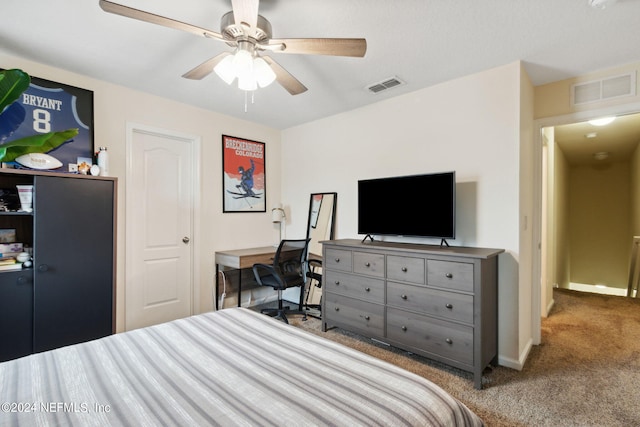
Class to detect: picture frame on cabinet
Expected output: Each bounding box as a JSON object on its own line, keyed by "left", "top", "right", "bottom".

{"left": 222, "top": 135, "right": 266, "bottom": 213}
{"left": 2, "top": 72, "right": 94, "bottom": 172}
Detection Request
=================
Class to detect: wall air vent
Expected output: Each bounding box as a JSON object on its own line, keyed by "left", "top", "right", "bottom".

{"left": 366, "top": 76, "right": 405, "bottom": 94}
{"left": 571, "top": 72, "right": 636, "bottom": 106}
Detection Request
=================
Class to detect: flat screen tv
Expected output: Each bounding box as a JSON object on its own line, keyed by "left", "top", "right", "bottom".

{"left": 358, "top": 171, "right": 455, "bottom": 244}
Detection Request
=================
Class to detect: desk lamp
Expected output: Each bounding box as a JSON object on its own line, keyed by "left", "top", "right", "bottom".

{"left": 272, "top": 203, "right": 286, "bottom": 244}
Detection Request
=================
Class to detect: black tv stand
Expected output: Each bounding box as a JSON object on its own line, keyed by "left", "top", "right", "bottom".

{"left": 362, "top": 234, "right": 375, "bottom": 243}
{"left": 440, "top": 239, "right": 450, "bottom": 248}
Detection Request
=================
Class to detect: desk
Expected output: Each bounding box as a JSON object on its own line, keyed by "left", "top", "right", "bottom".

{"left": 215, "top": 246, "right": 277, "bottom": 310}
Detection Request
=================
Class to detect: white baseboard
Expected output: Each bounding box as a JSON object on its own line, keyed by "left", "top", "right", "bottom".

{"left": 498, "top": 337, "right": 532, "bottom": 371}
{"left": 545, "top": 298, "right": 555, "bottom": 317}
{"left": 567, "top": 282, "right": 626, "bottom": 296}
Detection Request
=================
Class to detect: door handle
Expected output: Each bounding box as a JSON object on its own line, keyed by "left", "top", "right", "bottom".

{"left": 182, "top": 237, "right": 190, "bottom": 244}
{"left": 38, "top": 264, "right": 49, "bottom": 272}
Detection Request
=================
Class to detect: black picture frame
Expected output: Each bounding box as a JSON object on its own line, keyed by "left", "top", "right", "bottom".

{"left": 2, "top": 71, "right": 94, "bottom": 172}
{"left": 222, "top": 135, "right": 266, "bottom": 212}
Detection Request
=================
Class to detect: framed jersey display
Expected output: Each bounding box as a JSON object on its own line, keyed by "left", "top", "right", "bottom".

{"left": 222, "top": 135, "right": 266, "bottom": 213}
{"left": 1, "top": 73, "right": 93, "bottom": 172}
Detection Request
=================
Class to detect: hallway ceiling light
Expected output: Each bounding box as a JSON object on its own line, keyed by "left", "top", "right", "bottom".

{"left": 593, "top": 151, "right": 610, "bottom": 160}
{"left": 589, "top": 0, "right": 618, "bottom": 9}
{"left": 588, "top": 116, "right": 616, "bottom": 126}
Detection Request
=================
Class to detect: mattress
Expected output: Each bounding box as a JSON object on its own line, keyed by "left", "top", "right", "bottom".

{"left": 0, "top": 307, "right": 483, "bottom": 426}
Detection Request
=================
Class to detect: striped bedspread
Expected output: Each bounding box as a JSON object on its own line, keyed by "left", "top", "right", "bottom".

{"left": 0, "top": 308, "right": 483, "bottom": 426}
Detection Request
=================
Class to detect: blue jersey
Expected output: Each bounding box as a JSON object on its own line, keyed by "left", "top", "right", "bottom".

{"left": 0, "top": 82, "right": 92, "bottom": 169}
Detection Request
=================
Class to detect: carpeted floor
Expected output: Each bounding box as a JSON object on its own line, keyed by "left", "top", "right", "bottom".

{"left": 286, "top": 289, "right": 640, "bottom": 426}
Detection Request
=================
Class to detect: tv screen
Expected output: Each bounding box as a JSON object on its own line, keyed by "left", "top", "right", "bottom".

{"left": 358, "top": 172, "right": 455, "bottom": 240}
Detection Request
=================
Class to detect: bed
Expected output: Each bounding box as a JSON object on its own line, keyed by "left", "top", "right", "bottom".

{"left": 0, "top": 307, "right": 483, "bottom": 426}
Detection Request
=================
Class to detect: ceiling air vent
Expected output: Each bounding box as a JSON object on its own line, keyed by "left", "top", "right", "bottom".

{"left": 571, "top": 72, "right": 636, "bottom": 106}
{"left": 366, "top": 76, "right": 405, "bottom": 94}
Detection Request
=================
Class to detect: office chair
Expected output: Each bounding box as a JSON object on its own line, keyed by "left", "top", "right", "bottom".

{"left": 304, "top": 258, "right": 323, "bottom": 317}
{"left": 252, "top": 238, "right": 310, "bottom": 324}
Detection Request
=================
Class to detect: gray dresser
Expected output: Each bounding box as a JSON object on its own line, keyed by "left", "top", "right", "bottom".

{"left": 322, "top": 239, "right": 503, "bottom": 389}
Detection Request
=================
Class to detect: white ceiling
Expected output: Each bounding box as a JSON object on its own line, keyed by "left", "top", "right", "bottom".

{"left": 555, "top": 113, "right": 640, "bottom": 166}
{"left": 2, "top": 0, "right": 640, "bottom": 138}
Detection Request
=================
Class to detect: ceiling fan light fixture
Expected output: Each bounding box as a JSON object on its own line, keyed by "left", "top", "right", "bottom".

{"left": 214, "top": 55, "right": 237, "bottom": 85}
{"left": 254, "top": 57, "right": 276, "bottom": 88}
{"left": 238, "top": 73, "right": 258, "bottom": 91}
{"left": 232, "top": 49, "right": 254, "bottom": 75}
{"left": 214, "top": 49, "right": 276, "bottom": 91}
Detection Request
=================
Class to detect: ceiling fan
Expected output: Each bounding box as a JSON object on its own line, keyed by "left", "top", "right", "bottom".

{"left": 99, "top": 0, "right": 367, "bottom": 95}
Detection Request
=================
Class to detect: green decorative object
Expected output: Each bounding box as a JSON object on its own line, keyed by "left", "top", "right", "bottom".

{"left": 0, "top": 68, "right": 78, "bottom": 163}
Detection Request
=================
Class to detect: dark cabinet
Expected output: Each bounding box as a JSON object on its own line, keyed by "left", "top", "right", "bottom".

{"left": 0, "top": 270, "right": 33, "bottom": 361}
{"left": 0, "top": 170, "right": 116, "bottom": 361}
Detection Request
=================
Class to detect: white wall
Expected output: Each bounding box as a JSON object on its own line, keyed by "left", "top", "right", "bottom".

{"left": 568, "top": 161, "right": 631, "bottom": 289}
{"left": 281, "top": 62, "right": 529, "bottom": 367}
{"left": 1, "top": 53, "right": 282, "bottom": 332}
{"left": 3, "top": 51, "right": 535, "bottom": 366}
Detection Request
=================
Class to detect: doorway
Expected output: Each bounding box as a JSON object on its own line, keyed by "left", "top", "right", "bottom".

{"left": 539, "top": 110, "right": 640, "bottom": 317}
{"left": 125, "top": 123, "right": 201, "bottom": 331}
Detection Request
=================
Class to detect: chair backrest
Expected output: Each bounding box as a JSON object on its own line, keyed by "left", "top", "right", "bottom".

{"left": 274, "top": 238, "right": 311, "bottom": 286}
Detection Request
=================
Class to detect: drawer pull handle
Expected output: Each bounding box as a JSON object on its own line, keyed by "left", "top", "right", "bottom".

{"left": 445, "top": 273, "right": 453, "bottom": 279}
{"left": 365, "top": 287, "right": 371, "bottom": 292}
{"left": 445, "top": 338, "right": 453, "bottom": 345}
{"left": 334, "top": 258, "right": 340, "bottom": 263}
{"left": 365, "top": 262, "right": 371, "bottom": 267}
{"left": 334, "top": 281, "right": 340, "bottom": 285}
{"left": 334, "top": 307, "right": 340, "bottom": 311}
{"left": 401, "top": 267, "right": 407, "bottom": 272}
{"left": 401, "top": 294, "right": 408, "bottom": 300}
{"left": 445, "top": 303, "right": 453, "bottom": 309}
{"left": 364, "top": 315, "right": 370, "bottom": 320}
{"left": 401, "top": 326, "right": 407, "bottom": 332}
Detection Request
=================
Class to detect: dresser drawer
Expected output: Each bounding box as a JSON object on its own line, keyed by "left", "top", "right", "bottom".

{"left": 387, "top": 308, "right": 473, "bottom": 365}
{"left": 387, "top": 255, "right": 425, "bottom": 284}
{"left": 325, "top": 248, "right": 352, "bottom": 272}
{"left": 353, "top": 251, "right": 385, "bottom": 277}
{"left": 427, "top": 260, "right": 474, "bottom": 292}
{"left": 387, "top": 282, "right": 473, "bottom": 324}
{"left": 325, "top": 293, "right": 384, "bottom": 337}
{"left": 324, "top": 270, "right": 384, "bottom": 303}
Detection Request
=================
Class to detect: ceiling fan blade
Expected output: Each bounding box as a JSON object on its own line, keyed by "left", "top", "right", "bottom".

{"left": 182, "top": 52, "right": 232, "bottom": 80}
{"left": 262, "top": 56, "right": 308, "bottom": 96}
{"left": 231, "top": 0, "right": 259, "bottom": 32}
{"left": 99, "top": 0, "right": 224, "bottom": 41}
{"left": 266, "top": 38, "right": 367, "bottom": 57}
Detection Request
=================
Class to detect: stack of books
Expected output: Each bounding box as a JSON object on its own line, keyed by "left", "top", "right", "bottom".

{"left": 0, "top": 256, "right": 23, "bottom": 271}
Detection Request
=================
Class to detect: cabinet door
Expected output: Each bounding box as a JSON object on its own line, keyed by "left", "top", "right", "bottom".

{"left": 0, "top": 270, "right": 34, "bottom": 362}
{"left": 33, "top": 176, "right": 114, "bottom": 353}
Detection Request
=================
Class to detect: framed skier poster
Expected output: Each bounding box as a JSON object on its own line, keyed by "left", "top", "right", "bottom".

{"left": 222, "top": 135, "right": 266, "bottom": 213}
